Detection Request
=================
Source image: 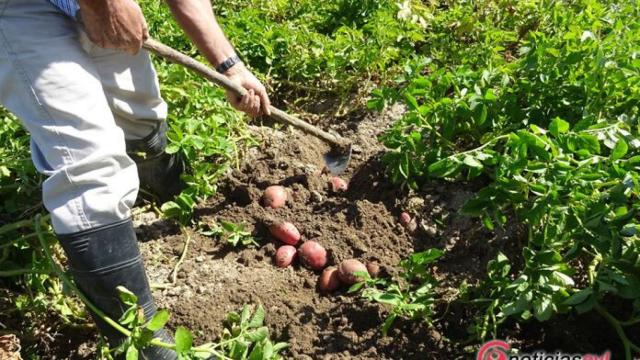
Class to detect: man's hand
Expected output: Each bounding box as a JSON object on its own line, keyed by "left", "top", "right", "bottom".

{"left": 224, "top": 64, "right": 271, "bottom": 118}
{"left": 78, "top": 0, "right": 148, "bottom": 55}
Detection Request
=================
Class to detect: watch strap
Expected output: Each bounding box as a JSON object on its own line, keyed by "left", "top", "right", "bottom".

{"left": 216, "top": 55, "right": 242, "bottom": 73}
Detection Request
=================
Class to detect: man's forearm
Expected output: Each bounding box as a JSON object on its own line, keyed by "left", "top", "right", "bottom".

{"left": 166, "top": 0, "right": 236, "bottom": 68}
{"left": 166, "top": 0, "right": 270, "bottom": 117}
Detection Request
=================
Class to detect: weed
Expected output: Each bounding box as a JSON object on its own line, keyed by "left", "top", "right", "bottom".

{"left": 200, "top": 221, "right": 259, "bottom": 248}
{"left": 350, "top": 249, "right": 443, "bottom": 335}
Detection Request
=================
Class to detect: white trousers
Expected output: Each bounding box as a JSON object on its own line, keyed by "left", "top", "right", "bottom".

{"left": 0, "top": 0, "right": 167, "bottom": 234}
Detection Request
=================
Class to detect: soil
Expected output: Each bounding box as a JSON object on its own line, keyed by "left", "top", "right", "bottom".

{"left": 6, "top": 104, "right": 635, "bottom": 359}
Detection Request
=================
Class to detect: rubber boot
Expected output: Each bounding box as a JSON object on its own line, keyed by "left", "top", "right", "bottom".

{"left": 126, "top": 121, "right": 187, "bottom": 203}
{"left": 57, "top": 219, "right": 177, "bottom": 360}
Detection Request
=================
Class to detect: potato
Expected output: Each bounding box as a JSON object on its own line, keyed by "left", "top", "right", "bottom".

{"left": 297, "top": 241, "right": 327, "bottom": 271}
{"left": 399, "top": 212, "right": 412, "bottom": 226}
{"left": 318, "top": 266, "right": 341, "bottom": 292}
{"left": 262, "top": 185, "right": 287, "bottom": 208}
{"left": 406, "top": 218, "right": 418, "bottom": 232}
{"left": 274, "top": 245, "right": 297, "bottom": 268}
{"left": 269, "top": 221, "right": 301, "bottom": 246}
{"left": 399, "top": 212, "right": 417, "bottom": 232}
{"left": 366, "top": 261, "right": 380, "bottom": 278}
{"left": 330, "top": 177, "right": 348, "bottom": 192}
{"left": 338, "top": 259, "right": 367, "bottom": 284}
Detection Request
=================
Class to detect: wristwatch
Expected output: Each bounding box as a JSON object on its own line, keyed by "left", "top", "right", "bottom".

{"left": 216, "top": 55, "right": 243, "bottom": 73}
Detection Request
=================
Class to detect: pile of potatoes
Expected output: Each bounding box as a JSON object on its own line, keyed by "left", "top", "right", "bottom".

{"left": 261, "top": 183, "right": 379, "bottom": 293}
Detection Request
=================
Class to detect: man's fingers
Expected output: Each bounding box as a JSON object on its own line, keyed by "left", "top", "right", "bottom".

{"left": 239, "top": 90, "right": 252, "bottom": 113}
{"left": 86, "top": 32, "right": 102, "bottom": 47}
{"left": 246, "top": 90, "right": 256, "bottom": 111}
{"left": 252, "top": 94, "right": 261, "bottom": 117}
{"left": 228, "top": 96, "right": 240, "bottom": 107}
{"left": 249, "top": 90, "right": 259, "bottom": 117}
{"left": 226, "top": 71, "right": 271, "bottom": 118}
{"left": 141, "top": 18, "right": 150, "bottom": 39}
{"left": 226, "top": 90, "right": 240, "bottom": 107}
{"left": 132, "top": 27, "right": 145, "bottom": 54}
{"left": 125, "top": 39, "right": 141, "bottom": 55}
{"left": 258, "top": 87, "right": 271, "bottom": 116}
{"left": 255, "top": 95, "right": 261, "bottom": 117}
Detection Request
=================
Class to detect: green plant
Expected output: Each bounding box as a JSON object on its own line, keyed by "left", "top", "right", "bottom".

{"left": 0, "top": 113, "right": 42, "bottom": 218}
{"left": 104, "top": 288, "right": 287, "bottom": 360}
{"left": 212, "top": 0, "right": 429, "bottom": 113}
{"left": 350, "top": 249, "right": 443, "bottom": 335}
{"left": 376, "top": 0, "right": 640, "bottom": 357}
{"left": 108, "top": 287, "right": 172, "bottom": 359}
{"left": 219, "top": 305, "right": 288, "bottom": 359}
{"left": 200, "top": 221, "right": 259, "bottom": 247}
{"left": 0, "top": 215, "right": 87, "bottom": 354}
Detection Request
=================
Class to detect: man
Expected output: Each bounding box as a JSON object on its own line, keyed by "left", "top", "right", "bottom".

{"left": 0, "top": 0, "right": 270, "bottom": 358}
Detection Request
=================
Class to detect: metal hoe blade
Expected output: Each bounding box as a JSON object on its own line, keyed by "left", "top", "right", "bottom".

{"left": 323, "top": 145, "right": 352, "bottom": 175}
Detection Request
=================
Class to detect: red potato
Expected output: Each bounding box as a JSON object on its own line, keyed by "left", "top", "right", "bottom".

{"left": 275, "top": 245, "right": 297, "bottom": 268}
{"left": 298, "top": 241, "right": 327, "bottom": 271}
{"left": 269, "top": 222, "right": 301, "bottom": 246}
{"left": 399, "top": 212, "right": 417, "bottom": 232}
{"left": 366, "top": 261, "right": 380, "bottom": 278}
{"left": 262, "top": 186, "right": 287, "bottom": 208}
{"left": 338, "top": 259, "right": 367, "bottom": 285}
{"left": 399, "top": 212, "right": 412, "bottom": 226}
{"left": 318, "top": 266, "right": 341, "bottom": 292}
{"left": 330, "top": 177, "right": 348, "bottom": 192}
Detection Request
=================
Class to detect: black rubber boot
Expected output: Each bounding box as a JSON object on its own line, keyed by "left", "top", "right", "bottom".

{"left": 57, "top": 219, "right": 177, "bottom": 360}
{"left": 126, "top": 121, "right": 187, "bottom": 203}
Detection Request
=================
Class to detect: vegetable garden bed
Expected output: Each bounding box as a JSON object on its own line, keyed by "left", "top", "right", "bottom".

{"left": 1, "top": 1, "right": 639, "bottom": 359}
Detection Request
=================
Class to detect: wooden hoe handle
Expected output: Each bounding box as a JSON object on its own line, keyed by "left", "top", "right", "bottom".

{"left": 142, "top": 38, "right": 349, "bottom": 149}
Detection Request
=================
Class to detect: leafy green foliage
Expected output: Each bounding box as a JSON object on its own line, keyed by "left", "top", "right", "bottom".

{"left": 213, "top": 0, "right": 429, "bottom": 110}
{"left": 0, "top": 114, "right": 41, "bottom": 217}
{"left": 110, "top": 286, "right": 172, "bottom": 359}
{"left": 101, "top": 288, "right": 286, "bottom": 360}
{"left": 219, "top": 305, "right": 288, "bottom": 360}
{"left": 5, "top": 0, "right": 639, "bottom": 356}
{"left": 376, "top": 0, "right": 640, "bottom": 353}
{"left": 380, "top": 0, "right": 639, "bottom": 185}
{"left": 200, "top": 221, "right": 259, "bottom": 247}
{"left": 0, "top": 0, "right": 432, "bottom": 358}
{"left": 0, "top": 218, "right": 86, "bottom": 354}
{"left": 352, "top": 249, "right": 443, "bottom": 335}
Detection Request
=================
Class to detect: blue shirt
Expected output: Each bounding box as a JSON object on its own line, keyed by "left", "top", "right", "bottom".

{"left": 48, "top": 0, "right": 80, "bottom": 19}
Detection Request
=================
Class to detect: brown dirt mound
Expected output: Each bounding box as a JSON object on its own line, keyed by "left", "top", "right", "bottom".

{"left": 141, "top": 105, "right": 444, "bottom": 359}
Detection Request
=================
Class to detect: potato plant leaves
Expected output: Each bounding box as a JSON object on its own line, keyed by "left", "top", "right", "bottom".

{"left": 376, "top": 0, "right": 640, "bottom": 352}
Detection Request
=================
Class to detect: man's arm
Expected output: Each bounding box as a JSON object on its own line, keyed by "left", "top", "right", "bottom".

{"left": 78, "top": 0, "right": 270, "bottom": 117}
{"left": 165, "top": 0, "right": 233, "bottom": 68}
{"left": 167, "top": 0, "right": 270, "bottom": 117}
